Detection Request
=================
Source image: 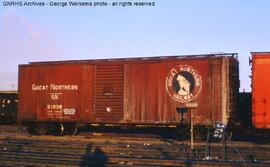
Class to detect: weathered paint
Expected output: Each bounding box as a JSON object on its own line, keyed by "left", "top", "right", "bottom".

{"left": 18, "top": 64, "right": 94, "bottom": 122}
{"left": 94, "top": 64, "right": 124, "bottom": 122}
{"left": 124, "top": 56, "right": 238, "bottom": 125}
{"left": 251, "top": 52, "right": 270, "bottom": 128}
{"left": 18, "top": 54, "right": 239, "bottom": 126}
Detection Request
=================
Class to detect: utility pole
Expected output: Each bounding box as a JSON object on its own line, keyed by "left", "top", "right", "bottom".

{"left": 9, "top": 84, "right": 17, "bottom": 90}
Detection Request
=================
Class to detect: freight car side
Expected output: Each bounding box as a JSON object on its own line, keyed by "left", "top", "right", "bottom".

{"left": 251, "top": 52, "right": 270, "bottom": 129}
{"left": 18, "top": 54, "right": 239, "bottom": 135}
{"left": 124, "top": 56, "right": 239, "bottom": 126}
{"left": 18, "top": 63, "right": 94, "bottom": 135}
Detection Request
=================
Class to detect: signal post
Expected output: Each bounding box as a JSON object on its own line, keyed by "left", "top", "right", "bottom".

{"left": 165, "top": 65, "right": 202, "bottom": 150}
{"left": 186, "top": 102, "right": 198, "bottom": 150}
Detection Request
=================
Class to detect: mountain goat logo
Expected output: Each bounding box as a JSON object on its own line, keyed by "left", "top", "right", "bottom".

{"left": 166, "top": 65, "right": 202, "bottom": 103}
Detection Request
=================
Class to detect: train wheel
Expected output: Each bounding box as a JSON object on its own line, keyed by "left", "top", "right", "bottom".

{"left": 47, "top": 122, "right": 64, "bottom": 136}
{"left": 26, "top": 124, "right": 38, "bottom": 135}
{"left": 26, "top": 123, "right": 47, "bottom": 135}
{"left": 176, "top": 124, "right": 189, "bottom": 140}
{"left": 64, "top": 123, "right": 79, "bottom": 135}
{"left": 60, "top": 123, "right": 64, "bottom": 136}
{"left": 176, "top": 124, "right": 181, "bottom": 137}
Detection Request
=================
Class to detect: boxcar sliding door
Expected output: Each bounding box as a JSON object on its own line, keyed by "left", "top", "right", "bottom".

{"left": 93, "top": 64, "right": 125, "bottom": 123}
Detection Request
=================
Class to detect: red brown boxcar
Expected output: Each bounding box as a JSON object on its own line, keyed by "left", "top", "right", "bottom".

{"left": 251, "top": 52, "right": 270, "bottom": 129}
{"left": 18, "top": 54, "right": 239, "bottom": 135}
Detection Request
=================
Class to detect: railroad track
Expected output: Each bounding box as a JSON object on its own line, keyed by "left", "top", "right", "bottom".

{"left": 0, "top": 135, "right": 270, "bottom": 167}
{"left": 0, "top": 125, "right": 270, "bottom": 166}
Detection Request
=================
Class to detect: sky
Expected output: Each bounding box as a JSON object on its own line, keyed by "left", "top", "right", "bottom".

{"left": 0, "top": 0, "right": 270, "bottom": 91}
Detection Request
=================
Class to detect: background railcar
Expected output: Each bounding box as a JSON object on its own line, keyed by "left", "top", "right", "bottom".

{"left": 251, "top": 52, "right": 270, "bottom": 130}
{"left": 18, "top": 53, "right": 239, "bottom": 135}
{"left": 0, "top": 91, "right": 18, "bottom": 124}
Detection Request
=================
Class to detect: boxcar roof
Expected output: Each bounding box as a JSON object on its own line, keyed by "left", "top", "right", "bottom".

{"left": 251, "top": 52, "right": 270, "bottom": 55}
{"left": 0, "top": 91, "right": 17, "bottom": 94}
{"left": 24, "top": 53, "right": 238, "bottom": 65}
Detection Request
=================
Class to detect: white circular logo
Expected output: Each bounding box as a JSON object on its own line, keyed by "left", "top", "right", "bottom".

{"left": 166, "top": 65, "right": 202, "bottom": 103}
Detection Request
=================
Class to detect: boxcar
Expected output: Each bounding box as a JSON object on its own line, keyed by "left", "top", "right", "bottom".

{"left": 251, "top": 52, "right": 270, "bottom": 129}
{"left": 18, "top": 54, "right": 239, "bottom": 135}
{"left": 0, "top": 91, "right": 18, "bottom": 124}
